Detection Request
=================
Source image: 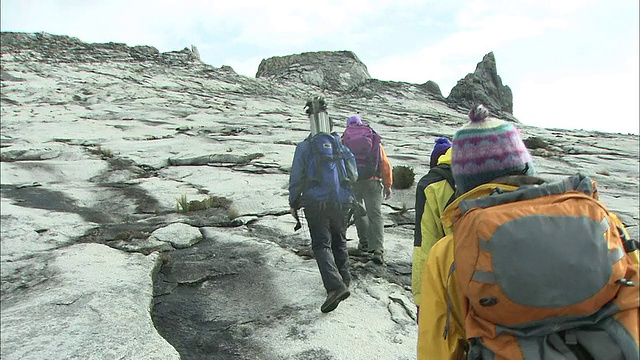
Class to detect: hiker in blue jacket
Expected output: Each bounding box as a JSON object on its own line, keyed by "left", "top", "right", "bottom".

{"left": 289, "top": 99, "right": 356, "bottom": 313}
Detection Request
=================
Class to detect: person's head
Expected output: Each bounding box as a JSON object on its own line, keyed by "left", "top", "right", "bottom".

{"left": 430, "top": 137, "right": 452, "bottom": 168}
{"left": 346, "top": 114, "right": 362, "bottom": 126}
{"left": 451, "top": 104, "right": 535, "bottom": 194}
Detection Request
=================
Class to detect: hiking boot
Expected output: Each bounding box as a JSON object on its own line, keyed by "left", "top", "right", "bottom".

{"left": 341, "top": 274, "right": 351, "bottom": 289}
{"left": 372, "top": 250, "right": 384, "bottom": 265}
{"left": 321, "top": 287, "right": 350, "bottom": 313}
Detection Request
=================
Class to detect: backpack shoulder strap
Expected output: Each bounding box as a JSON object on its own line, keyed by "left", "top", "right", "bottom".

{"left": 429, "top": 165, "right": 457, "bottom": 208}
{"left": 429, "top": 165, "right": 455, "bottom": 190}
{"left": 443, "top": 261, "right": 456, "bottom": 340}
{"left": 329, "top": 132, "right": 350, "bottom": 183}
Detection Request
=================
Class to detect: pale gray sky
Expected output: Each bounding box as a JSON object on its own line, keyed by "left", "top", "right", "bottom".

{"left": 2, "top": 0, "right": 638, "bottom": 134}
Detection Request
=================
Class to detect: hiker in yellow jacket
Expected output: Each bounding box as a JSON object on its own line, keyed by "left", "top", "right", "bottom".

{"left": 417, "top": 180, "right": 532, "bottom": 359}
{"left": 417, "top": 104, "right": 538, "bottom": 358}
{"left": 416, "top": 104, "right": 640, "bottom": 359}
{"left": 412, "top": 145, "right": 454, "bottom": 309}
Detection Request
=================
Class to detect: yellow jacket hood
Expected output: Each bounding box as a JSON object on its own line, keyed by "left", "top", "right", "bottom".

{"left": 437, "top": 147, "right": 452, "bottom": 166}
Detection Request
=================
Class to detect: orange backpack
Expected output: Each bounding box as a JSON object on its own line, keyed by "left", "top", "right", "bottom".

{"left": 452, "top": 174, "right": 639, "bottom": 360}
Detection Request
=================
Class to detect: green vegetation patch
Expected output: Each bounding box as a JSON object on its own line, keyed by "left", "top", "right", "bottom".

{"left": 392, "top": 165, "right": 415, "bottom": 189}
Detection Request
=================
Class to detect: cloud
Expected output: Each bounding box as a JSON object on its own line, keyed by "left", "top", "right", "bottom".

{"left": 515, "top": 55, "right": 639, "bottom": 134}
{"left": 365, "top": 0, "right": 575, "bottom": 93}
{"left": 368, "top": 32, "right": 549, "bottom": 95}
{"left": 1, "top": 0, "right": 432, "bottom": 50}
{"left": 1, "top": 0, "right": 637, "bottom": 134}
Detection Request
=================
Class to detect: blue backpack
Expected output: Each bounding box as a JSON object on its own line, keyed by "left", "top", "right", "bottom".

{"left": 303, "top": 132, "right": 358, "bottom": 205}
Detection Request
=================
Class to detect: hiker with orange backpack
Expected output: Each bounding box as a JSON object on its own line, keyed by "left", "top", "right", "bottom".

{"left": 289, "top": 97, "right": 358, "bottom": 313}
{"left": 412, "top": 138, "right": 455, "bottom": 320}
{"left": 417, "top": 104, "right": 639, "bottom": 359}
{"left": 342, "top": 114, "right": 393, "bottom": 265}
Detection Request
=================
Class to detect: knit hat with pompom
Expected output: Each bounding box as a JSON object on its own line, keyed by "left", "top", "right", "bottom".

{"left": 451, "top": 104, "right": 535, "bottom": 194}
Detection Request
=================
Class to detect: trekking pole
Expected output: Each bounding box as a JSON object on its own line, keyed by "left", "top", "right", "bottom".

{"left": 346, "top": 206, "right": 355, "bottom": 227}
{"left": 304, "top": 96, "right": 329, "bottom": 135}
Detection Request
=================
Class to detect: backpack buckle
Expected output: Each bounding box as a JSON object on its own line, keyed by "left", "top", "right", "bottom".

{"left": 623, "top": 239, "right": 639, "bottom": 253}
{"left": 479, "top": 297, "right": 498, "bottom": 306}
{"left": 615, "top": 278, "right": 636, "bottom": 287}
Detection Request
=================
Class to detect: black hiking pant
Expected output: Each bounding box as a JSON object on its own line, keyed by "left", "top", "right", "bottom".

{"left": 304, "top": 204, "right": 351, "bottom": 293}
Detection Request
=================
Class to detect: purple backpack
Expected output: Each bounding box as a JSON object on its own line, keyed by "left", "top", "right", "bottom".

{"left": 342, "top": 125, "right": 382, "bottom": 181}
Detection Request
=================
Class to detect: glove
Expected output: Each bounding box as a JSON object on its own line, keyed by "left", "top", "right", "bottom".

{"left": 290, "top": 207, "right": 302, "bottom": 231}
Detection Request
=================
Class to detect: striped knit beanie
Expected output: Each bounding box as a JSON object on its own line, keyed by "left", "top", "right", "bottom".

{"left": 452, "top": 104, "right": 535, "bottom": 195}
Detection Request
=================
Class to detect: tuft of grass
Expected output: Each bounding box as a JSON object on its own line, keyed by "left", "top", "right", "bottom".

{"left": 204, "top": 195, "right": 232, "bottom": 209}
{"left": 176, "top": 194, "right": 233, "bottom": 213}
{"left": 398, "top": 202, "right": 408, "bottom": 215}
{"left": 88, "top": 145, "right": 114, "bottom": 159}
{"left": 391, "top": 202, "right": 409, "bottom": 216}
{"left": 176, "top": 193, "right": 189, "bottom": 213}
{"left": 228, "top": 207, "right": 240, "bottom": 220}
{"left": 392, "top": 165, "right": 415, "bottom": 189}
{"left": 114, "top": 230, "right": 149, "bottom": 241}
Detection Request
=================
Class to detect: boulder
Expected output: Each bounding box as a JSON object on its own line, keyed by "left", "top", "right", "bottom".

{"left": 255, "top": 50, "right": 371, "bottom": 91}
{"left": 419, "top": 80, "right": 445, "bottom": 101}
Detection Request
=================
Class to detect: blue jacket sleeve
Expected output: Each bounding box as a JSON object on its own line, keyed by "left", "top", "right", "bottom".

{"left": 288, "top": 141, "right": 308, "bottom": 208}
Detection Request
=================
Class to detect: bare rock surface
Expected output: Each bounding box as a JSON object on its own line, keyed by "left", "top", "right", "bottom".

{"left": 1, "top": 243, "right": 180, "bottom": 360}
{"left": 150, "top": 222, "right": 203, "bottom": 249}
{"left": 1, "top": 32, "right": 638, "bottom": 360}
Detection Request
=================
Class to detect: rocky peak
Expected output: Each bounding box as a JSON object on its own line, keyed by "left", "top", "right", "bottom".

{"left": 255, "top": 50, "right": 371, "bottom": 91}
{"left": 447, "top": 52, "right": 515, "bottom": 121}
{"left": 0, "top": 32, "right": 203, "bottom": 67}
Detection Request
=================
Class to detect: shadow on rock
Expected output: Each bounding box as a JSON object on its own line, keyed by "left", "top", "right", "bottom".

{"left": 152, "top": 235, "right": 283, "bottom": 360}
{"left": 1, "top": 185, "right": 111, "bottom": 224}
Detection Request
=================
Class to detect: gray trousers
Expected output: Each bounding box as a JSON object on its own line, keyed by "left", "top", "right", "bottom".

{"left": 352, "top": 180, "right": 384, "bottom": 253}
{"left": 304, "top": 205, "right": 351, "bottom": 292}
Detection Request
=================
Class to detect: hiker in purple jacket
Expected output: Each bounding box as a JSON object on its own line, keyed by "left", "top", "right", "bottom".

{"left": 342, "top": 114, "right": 393, "bottom": 265}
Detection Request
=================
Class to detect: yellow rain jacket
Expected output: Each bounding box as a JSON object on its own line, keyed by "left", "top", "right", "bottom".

{"left": 412, "top": 148, "right": 454, "bottom": 306}
{"left": 417, "top": 179, "right": 639, "bottom": 360}
{"left": 417, "top": 182, "right": 519, "bottom": 360}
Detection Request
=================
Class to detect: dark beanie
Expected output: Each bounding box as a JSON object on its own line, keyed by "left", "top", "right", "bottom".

{"left": 430, "top": 137, "right": 452, "bottom": 168}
